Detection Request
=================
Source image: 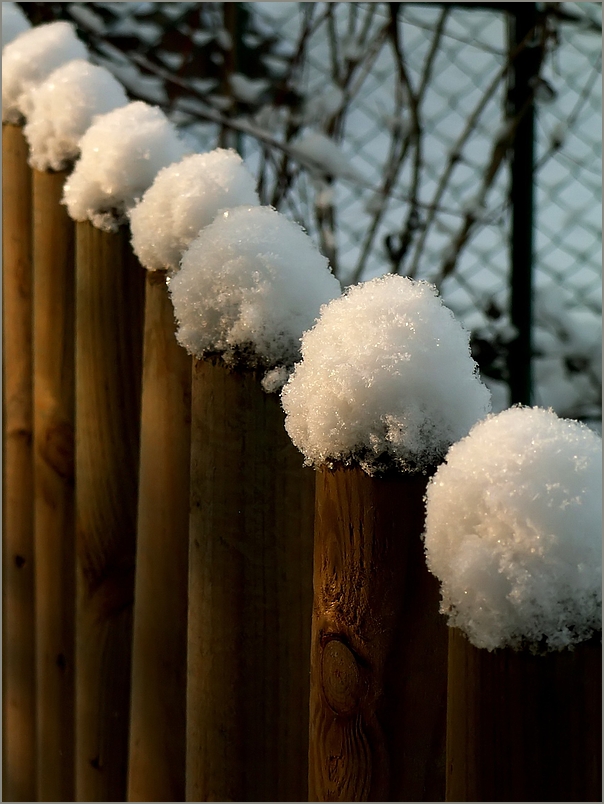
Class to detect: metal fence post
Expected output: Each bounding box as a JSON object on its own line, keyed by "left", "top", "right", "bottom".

{"left": 507, "top": 4, "right": 540, "bottom": 405}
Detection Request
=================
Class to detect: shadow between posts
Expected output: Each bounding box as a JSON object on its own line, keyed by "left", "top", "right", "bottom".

{"left": 310, "top": 465, "right": 448, "bottom": 802}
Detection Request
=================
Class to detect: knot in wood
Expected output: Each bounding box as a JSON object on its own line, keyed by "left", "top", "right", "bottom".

{"left": 321, "top": 638, "right": 362, "bottom": 716}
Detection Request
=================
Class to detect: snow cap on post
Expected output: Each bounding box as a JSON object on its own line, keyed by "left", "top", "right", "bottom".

{"left": 282, "top": 274, "right": 491, "bottom": 474}
{"left": 129, "top": 149, "right": 260, "bottom": 273}
{"left": 423, "top": 406, "right": 602, "bottom": 652}
{"left": 62, "top": 101, "right": 187, "bottom": 231}
{"left": 2, "top": 3, "right": 31, "bottom": 49}
{"left": 24, "top": 60, "right": 129, "bottom": 172}
{"left": 2, "top": 21, "right": 88, "bottom": 123}
{"left": 169, "top": 205, "right": 341, "bottom": 390}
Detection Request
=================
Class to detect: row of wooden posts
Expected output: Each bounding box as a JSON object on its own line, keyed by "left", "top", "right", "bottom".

{"left": 3, "top": 122, "right": 601, "bottom": 803}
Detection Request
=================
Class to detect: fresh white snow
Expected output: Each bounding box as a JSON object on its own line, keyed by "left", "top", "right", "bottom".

{"left": 423, "top": 406, "right": 602, "bottom": 652}
{"left": 282, "top": 274, "right": 491, "bottom": 473}
{"left": 290, "top": 131, "right": 362, "bottom": 181}
{"left": 2, "top": 21, "right": 88, "bottom": 124}
{"left": 2, "top": 2, "right": 31, "bottom": 49}
{"left": 24, "top": 59, "right": 129, "bottom": 172}
{"left": 169, "top": 205, "right": 341, "bottom": 386}
{"left": 129, "top": 149, "right": 260, "bottom": 272}
{"left": 62, "top": 101, "right": 187, "bottom": 231}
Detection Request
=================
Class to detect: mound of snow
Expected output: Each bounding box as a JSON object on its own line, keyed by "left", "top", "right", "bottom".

{"left": 424, "top": 406, "right": 602, "bottom": 652}
{"left": 2, "top": 21, "right": 88, "bottom": 123}
{"left": 62, "top": 101, "right": 187, "bottom": 231}
{"left": 282, "top": 274, "right": 491, "bottom": 474}
{"left": 25, "top": 60, "right": 129, "bottom": 172}
{"left": 169, "top": 205, "right": 341, "bottom": 386}
{"left": 129, "top": 149, "right": 259, "bottom": 272}
{"left": 2, "top": 3, "right": 31, "bottom": 49}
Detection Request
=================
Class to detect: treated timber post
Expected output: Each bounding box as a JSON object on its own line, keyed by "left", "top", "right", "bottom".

{"left": 32, "top": 166, "right": 76, "bottom": 802}
{"left": 2, "top": 122, "right": 36, "bottom": 804}
{"left": 127, "top": 271, "right": 191, "bottom": 803}
{"left": 309, "top": 466, "right": 447, "bottom": 802}
{"left": 446, "top": 629, "right": 602, "bottom": 802}
{"left": 186, "top": 359, "right": 315, "bottom": 802}
{"left": 75, "top": 221, "right": 145, "bottom": 802}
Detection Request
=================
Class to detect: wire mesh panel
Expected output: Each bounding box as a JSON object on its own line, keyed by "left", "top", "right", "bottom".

{"left": 17, "top": 1, "right": 602, "bottom": 424}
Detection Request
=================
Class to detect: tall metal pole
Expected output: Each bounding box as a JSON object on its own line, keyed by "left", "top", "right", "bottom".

{"left": 507, "top": 4, "right": 540, "bottom": 405}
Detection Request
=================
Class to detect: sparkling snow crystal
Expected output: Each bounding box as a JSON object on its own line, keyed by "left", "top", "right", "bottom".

{"left": 25, "top": 60, "right": 129, "bottom": 172}
{"left": 2, "top": 21, "right": 88, "bottom": 124}
{"left": 2, "top": 3, "right": 31, "bottom": 49}
{"left": 62, "top": 101, "right": 187, "bottom": 231}
{"left": 423, "top": 406, "right": 602, "bottom": 652}
{"left": 169, "top": 205, "right": 341, "bottom": 386}
{"left": 282, "top": 274, "right": 491, "bottom": 473}
{"left": 129, "top": 149, "right": 259, "bottom": 272}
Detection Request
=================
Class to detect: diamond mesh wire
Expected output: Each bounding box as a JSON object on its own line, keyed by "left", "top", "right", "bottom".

{"left": 18, "top": 0, "right": 601, "bottom": 421}
{"left": 249, "top": 2, "right": 601, "bottom": 420}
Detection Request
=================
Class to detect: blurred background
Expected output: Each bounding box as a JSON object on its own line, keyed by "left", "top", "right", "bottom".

{"left": 18, "top": 1, "right": 602, "bottom": 429}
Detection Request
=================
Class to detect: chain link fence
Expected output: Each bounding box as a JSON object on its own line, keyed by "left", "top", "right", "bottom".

{"left": 247, "top": 2, "right": 602, "bottom": 422}
{"left": 18, "top": 1, "right": 603, "bottom": 424}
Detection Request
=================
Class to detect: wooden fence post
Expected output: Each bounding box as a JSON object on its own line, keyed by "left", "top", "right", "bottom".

{"left": 186, "top": 359, "right": 315, "bottom": 803}
{"left": 32, "top": 166, "right": 76, "bottom": 802}
{"left": 309, "top": 465, "right": 447, "bottom": 802}
{"left": 127, "top": 271, "right": 191, "bottom": 803}
{"left": 446, "top": 628, "right": 602, "bottom": 802}
{"left": 75, "top": 220, "right": 145, "bottom": 802}
{"left": 2, "top": 122, "right": 36, "bottom": 803}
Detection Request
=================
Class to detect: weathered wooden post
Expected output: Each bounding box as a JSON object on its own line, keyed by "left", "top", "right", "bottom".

{"left": 26, "top": 56, "right": 127, "bottom": 802}
{"left": 424, "top": 407, "right": 602, "bottom": 803}
{"left": 170, "top": 205, "right": 340, "bottom": 802}
{"left": 32, "top": 165, "right": 76, "bottom": 803}
{"left": 62, "top": 101, "right": 185, "bottom": 801}
{"left": 127, "top": 150, "right": 258, "bottom": 802}
{"left": 282, "top": 274, "right": 492, "bottom": 801}
{"left": 74, "top": 220, "right": 145, "bottom": 800}
{"left": 2, "top": 20, "right": 84, "bottom": 801}
{"left": 310, "top": 466, "right": 445, "bottom": 801}
{"left": 2, "top": 121, "right": 36, "bottom": 804}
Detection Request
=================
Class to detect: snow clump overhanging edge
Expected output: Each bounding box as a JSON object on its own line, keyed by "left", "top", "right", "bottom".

{"left": 129, "top": 149, "right": 260, "bottom": 272}
{"left": 169, "top": 205, "right": 341, "bottom": 389}
{"left": 62, "top": 101, "right": 187, "bottom": 232}
{"left": 423, "top": 406, "right": 602, "bottom": 652}
{"left": 24, "top": 60, "right": 129, "bottom": 172}
{"left": 2, "top": 21, "right": 88, "bottom": 124}
{"left": 281, "top": 274, "right": 492, "bottom": 474}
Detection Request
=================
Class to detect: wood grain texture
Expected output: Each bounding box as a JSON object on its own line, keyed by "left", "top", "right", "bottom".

{"left": 75, "top": 221, "right": 145, "bottom": 802}
{"left": 309, "top": 466, "right": 447, "bottom": 802}
{"left": 127, "top": 271, "right": 191, "bottom": 803}
{"left": 186, "top": 359, "right": 314, "bottom": 803}
{"left": 446, "top": 627, "right": 602, "bottom": 802}
{"left": 32, "top": 167, "right": 76, "bottom": 802}
{"left": 2, "top": 123, "right": 36, "bottom": 803}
